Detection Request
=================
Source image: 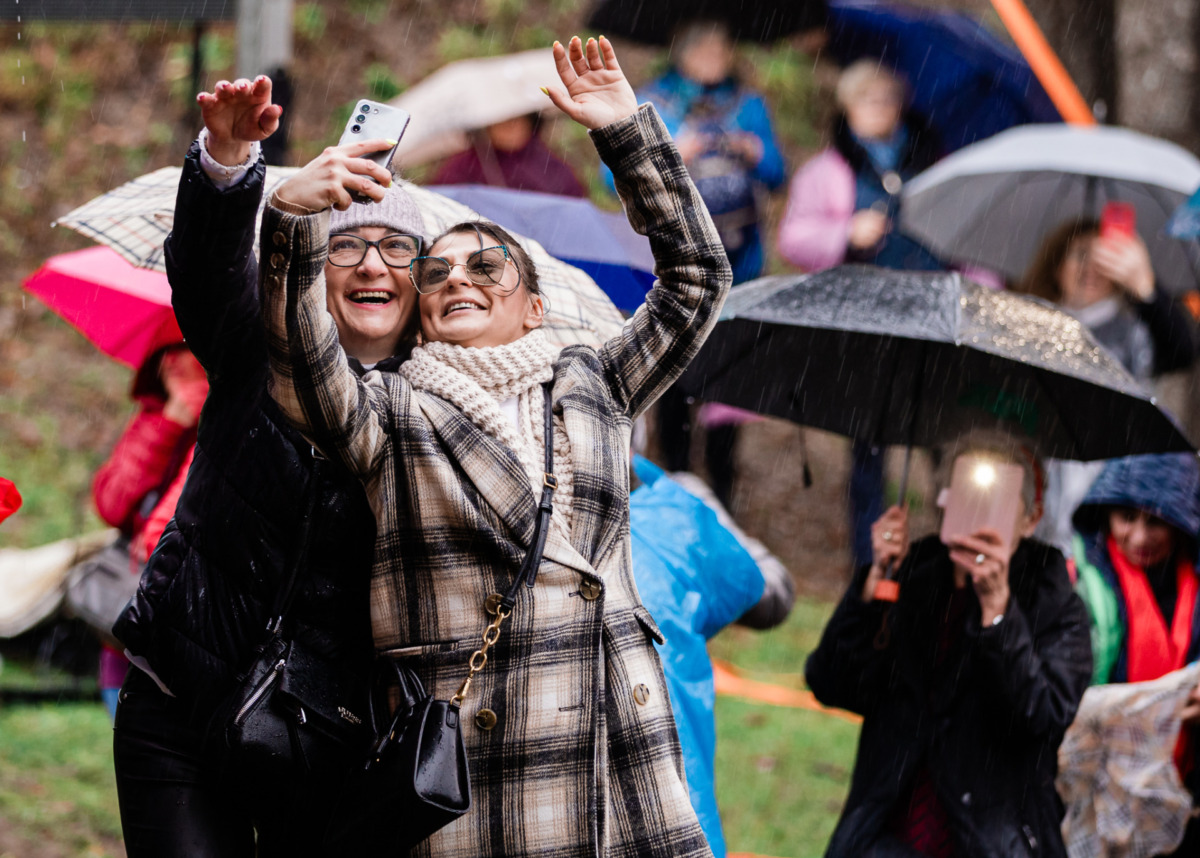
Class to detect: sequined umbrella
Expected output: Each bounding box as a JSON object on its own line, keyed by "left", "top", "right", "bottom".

{"left": 680, "top": 265, "right": 1192, "bottom": 464}
{"left": 53, "top": 167, "right": 625, "bottom": 349}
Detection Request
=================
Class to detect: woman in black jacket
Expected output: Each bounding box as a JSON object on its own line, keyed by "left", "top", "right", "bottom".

{"left": 806, "top": 433, "right": 1092, "bottom": 857}
{"left": 110, "top": 78, "right": 422, "bottom": 857}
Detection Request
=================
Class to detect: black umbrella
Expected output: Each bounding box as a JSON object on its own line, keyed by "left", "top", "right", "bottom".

{"left": 681, "top": 266, "right": 1193, "bottom": 466}
{"left": 585, "top": 0, "right": 828, "bottom": 45}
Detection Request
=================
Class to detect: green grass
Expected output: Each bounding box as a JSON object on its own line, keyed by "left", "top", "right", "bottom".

{"left": 0, "top": 700, "right": 123, "bottom": 857}
{"left": 710, "top": 597, "right": 858, "bottom": 857}
{"left": 716, "top": 698, "right": 857, "bottom": 857}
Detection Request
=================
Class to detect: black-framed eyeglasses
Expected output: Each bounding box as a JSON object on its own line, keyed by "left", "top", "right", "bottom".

{"left": 409, "top": 246, "right": 511, "bottom": 295}
{"left": 327, "top": 233, "right": 423, "bottom": 268}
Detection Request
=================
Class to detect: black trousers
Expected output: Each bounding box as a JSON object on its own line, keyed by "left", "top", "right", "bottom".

{"left": 113, "top": 668, "right": 355, "bottom": 858}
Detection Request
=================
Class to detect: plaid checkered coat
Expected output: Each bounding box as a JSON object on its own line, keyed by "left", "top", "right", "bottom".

{"left": 261, "top": 105, "right": 730, "bottom": 857}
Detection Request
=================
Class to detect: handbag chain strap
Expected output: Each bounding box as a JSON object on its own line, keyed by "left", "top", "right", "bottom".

{"left": 452, "top": 384, "right": 556, "bottom": 707}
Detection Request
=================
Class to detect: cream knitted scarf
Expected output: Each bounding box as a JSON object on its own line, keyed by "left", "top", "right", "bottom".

{"left": 399, "top": 328, "right": 576, "bottom": 537}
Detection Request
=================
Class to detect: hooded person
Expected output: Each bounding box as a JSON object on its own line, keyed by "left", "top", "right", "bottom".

{"left": 1069, "top": 452, "right": 1200, "bottom": 856}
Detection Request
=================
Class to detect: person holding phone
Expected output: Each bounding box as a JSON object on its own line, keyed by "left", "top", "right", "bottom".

{"left": 1020, "top": 214, "right": 1195, "bottom": 382}
{"left": 262, "top": 36, "right": 725, "bottom": 857}
{"left": 806, "top": 430, "right": 1092, "bottom": 858}
{"left": 1019, "top": 216, "right": 1198, "bottom": 557}
{"left": 110, "top": 77, "right": 427, "bottom": 857}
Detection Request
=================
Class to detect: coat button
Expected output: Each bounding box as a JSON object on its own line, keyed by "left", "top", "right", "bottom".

{"left": 579, "top": 579, "right": 602, "bottom": 601}
{"left": 484, "top": 593, "right": 504, "bottom": 616}
{"left": 272, "top": 230, "right": 288, "bottom": 246}
{"left": 633, "top": 683, "right": 651, "bottom": 706}
{"left": 475, "top": 708, "right": 498, "bottom": 730}
{"left": 269, "top": 252, "right": 285, "bottom": 268}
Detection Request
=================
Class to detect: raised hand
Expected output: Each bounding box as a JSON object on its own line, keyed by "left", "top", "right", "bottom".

{"left": 861, "top": 505, "right": 909, "bottom": 601}
{"left": 271, "top": 139, "right": 395, "bottom": 214}
{"left": 545, "top": 36, "right": 638, "bottom": 130}
{"left": 1091, "top": 232, "right": 1156, "bottom": 303}
{"left": 197, "top": 76, "right": 283, "bottom": 166}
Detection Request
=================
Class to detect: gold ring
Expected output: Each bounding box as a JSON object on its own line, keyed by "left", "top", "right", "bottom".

{"left": 975, "top": 553, "right": 986, "bottom": 566}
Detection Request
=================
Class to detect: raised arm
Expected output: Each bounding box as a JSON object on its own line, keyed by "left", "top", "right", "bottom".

{"left": 167, "top": 77, "right": 280, "bottom": 379}
{"left": 258, "top": 141, "right": 400, "bottom": 480}
{"left": 546, "top": 37, "right": 732, "bottom": 418}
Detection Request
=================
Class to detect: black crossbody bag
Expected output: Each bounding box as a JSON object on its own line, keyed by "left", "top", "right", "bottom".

{"left": 325, "top": 385, "right": 558, "bottom": 852}
{"left": 207, "top": 452, "right": 372, "bottom": 783}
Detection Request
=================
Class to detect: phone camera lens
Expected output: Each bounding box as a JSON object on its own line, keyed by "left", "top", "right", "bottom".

{"left": 361, "top": 104, "right": 371, "bottom": 113}
{"left": 355, "top": 114, "right": 367, "bottom": 123}
{"left": 351, "top": 124, "right": 362, "bottom": 134}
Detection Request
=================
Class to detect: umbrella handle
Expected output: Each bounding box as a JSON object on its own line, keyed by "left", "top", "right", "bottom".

{"left": 873, "top": 605, "right": 893, "bottom": 651}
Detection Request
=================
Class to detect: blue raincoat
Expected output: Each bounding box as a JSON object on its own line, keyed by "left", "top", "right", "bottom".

{"left": 629, "top": 457, "right": 766, "bottom": 857}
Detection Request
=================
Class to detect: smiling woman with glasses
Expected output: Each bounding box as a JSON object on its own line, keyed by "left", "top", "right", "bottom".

{"left": 261, "top": 35, "right": 730, "bottom": 857}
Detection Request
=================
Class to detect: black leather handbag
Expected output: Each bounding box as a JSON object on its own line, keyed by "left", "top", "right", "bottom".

{"left": 325, "top": 385, "right": 558, "bottom": 852}
{"left": 209, "top": 454, "right": 371, "bottom": 782}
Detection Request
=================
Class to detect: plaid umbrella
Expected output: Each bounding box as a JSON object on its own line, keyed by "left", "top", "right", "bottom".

{"left": 54, "top": 167, "right": 626, "bottom": 348}
{"left": 1057, "top": 662, "right": 1200, "bottom": 858}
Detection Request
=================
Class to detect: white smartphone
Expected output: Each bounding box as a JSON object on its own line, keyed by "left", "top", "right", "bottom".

{"left": 338, "top": 99, "right": 411, "bottom": 201}
{"left": 938, "top": 454, "right": 1025, "bottom": 550}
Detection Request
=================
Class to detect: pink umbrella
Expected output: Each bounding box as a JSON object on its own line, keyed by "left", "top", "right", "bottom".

{"left": 0, "top": 477, "right": 21, "bottom": 525}
{"left": 23, "top": 245, "right": 182, "bottom": 368}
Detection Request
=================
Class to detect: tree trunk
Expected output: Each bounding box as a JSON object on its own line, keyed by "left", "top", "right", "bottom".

{"left": 1026, "top": 0, "right": 1118, "bottom": 123}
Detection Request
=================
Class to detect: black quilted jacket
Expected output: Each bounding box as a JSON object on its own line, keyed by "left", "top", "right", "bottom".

{"left": 113, "top": 144, "right": 389, "bottom": 726}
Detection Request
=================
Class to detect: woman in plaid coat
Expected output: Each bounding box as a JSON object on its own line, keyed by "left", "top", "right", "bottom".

{"left": 260, "top": 37, "right": 730, "bottom": 857}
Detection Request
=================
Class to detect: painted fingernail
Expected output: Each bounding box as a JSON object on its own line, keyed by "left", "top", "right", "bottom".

{"left": 385, "top": 138, "right": 399, "bottom": 146}
{"left": 539, "top": 86, "right": 550, "bottom": 96}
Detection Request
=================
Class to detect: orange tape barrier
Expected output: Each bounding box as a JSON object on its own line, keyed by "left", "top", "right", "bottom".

{"left": 989, "top": 0, "right": 1096, "bottom": 125}
{"left": 711, "top": 659, "right": 861, "bottom": 725}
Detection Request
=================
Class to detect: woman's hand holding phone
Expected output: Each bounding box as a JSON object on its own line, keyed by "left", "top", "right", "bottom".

{"left": 947, "top": 529, "right": 1010, "bottom": 626}
{"left": 862, "top": 505, "right": 909, "bottom": 602}
{"left": 1091, "top": 232, "right": 1156, "bottom": 303}
{"left": 272, "top": 140, "right": 396, "bottom": 214}
{"left": 197, "top": 76, "right": 283, "bottom": 167}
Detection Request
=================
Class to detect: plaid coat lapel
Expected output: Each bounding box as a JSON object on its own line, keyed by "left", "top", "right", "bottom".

{"left": 416, "top": 390, "right": 537, "bottom": 551}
